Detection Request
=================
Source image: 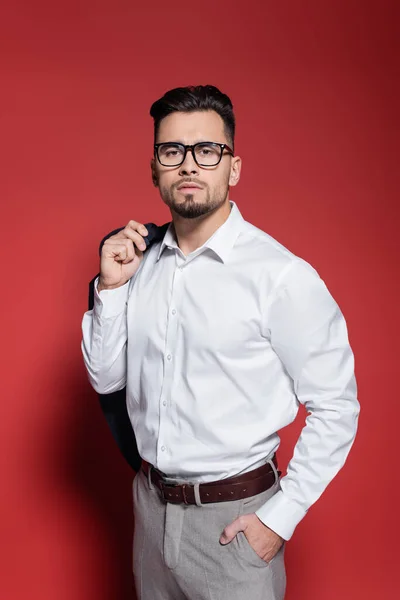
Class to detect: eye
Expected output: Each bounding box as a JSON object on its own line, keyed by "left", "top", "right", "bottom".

{"left": 197, "top": 145, "right": 219, "bottom": 157}
{"left": 159, "top": 145, "right": 184, "bottom": 159}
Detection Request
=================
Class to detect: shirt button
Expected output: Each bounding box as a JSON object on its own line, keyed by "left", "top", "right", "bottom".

{"left": 167, "top": 354, "right": 172, "bottom": 360}
{"left": 163, "top": 401, "right": 167, "bottom": 406}
{"left": 172, "top": 309, "right": 176, "bottom": 315}
{"left": 161, "top": 446, "right": 166, "bottom": 452}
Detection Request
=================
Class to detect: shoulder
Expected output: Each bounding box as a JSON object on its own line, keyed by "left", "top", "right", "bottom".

{"left": 236, "top": 219, "right": 321, "bottom": 289}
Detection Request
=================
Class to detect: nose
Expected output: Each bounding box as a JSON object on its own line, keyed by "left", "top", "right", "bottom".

{"left": 178, "top": 147, "right": 199, "bottom": 176}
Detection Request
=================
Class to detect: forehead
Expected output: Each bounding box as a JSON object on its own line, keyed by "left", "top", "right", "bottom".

{"left": 157, "top": 110, "right": 227, "bottom": 144}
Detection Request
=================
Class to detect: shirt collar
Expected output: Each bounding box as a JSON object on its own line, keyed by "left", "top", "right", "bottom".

{"left": 156, "top": 200, "right": 245, "bottom": 264}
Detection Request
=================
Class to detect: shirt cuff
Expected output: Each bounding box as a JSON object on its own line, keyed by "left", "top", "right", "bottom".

{"left": 93, "top": 276, "right": 130, "bottom": 318}
{"left": 255, "top": 489, "right": 307, "bottom": 541}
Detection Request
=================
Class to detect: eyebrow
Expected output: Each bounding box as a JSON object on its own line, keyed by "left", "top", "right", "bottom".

{"left": 157, "top": 139, "right": 219, "bottom": 145}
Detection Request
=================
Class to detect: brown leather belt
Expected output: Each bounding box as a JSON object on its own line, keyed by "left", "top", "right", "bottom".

{"left": 141, "top": 456, "right": 281, "bottom": 505}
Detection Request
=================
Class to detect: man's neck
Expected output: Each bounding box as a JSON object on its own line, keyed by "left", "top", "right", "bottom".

{"left": 172, "top": 200, "right": 232, "bottom": 257}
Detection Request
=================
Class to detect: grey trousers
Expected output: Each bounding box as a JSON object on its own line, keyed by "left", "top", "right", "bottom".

{"left": 132, "top": 464, "right": 287, "bottom": 599}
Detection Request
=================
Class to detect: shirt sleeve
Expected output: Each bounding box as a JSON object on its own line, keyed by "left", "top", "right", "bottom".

{"left": 256, "top": 258, "right": 360, "bottom": 541}
{"left": 80, "top": 275, "right": 130, "bottom": 394}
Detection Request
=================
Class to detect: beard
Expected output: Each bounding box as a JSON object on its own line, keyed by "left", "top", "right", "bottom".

{"left": 160, "top": 179, "right": 229, "bottom": 219}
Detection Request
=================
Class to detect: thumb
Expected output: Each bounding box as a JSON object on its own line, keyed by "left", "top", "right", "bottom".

{"left": 220, "top": 517, "right": 244, "bottom": 545}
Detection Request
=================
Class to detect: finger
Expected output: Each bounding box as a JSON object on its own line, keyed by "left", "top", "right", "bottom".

{"left": 121, "top": 239, "right": 138, "bottom": 263}
{"left": 118, "top": 245, "right": 141, "bottom": 264}
{"left": 104, "top": 236, "right": 144, "bottom": 258}
{"left": 126, "top": 220, "right": 148, "bottom": 237}
{"left": 111, "top": 245, "right": 128, "bottom": 262}
{"left": 112, "top": 224, "right": 147, "bottom": 251}
{"left": 104, "top": 241, "right": 135, "bottom": 263}
{"left": 123, "top": 228, "right": 147, "bottom": 251}
{"left": 126, "top": 221, "right": 148, "bottom": 245}
{"left": 219, "top": 517, "right": 245, "bottom": 545}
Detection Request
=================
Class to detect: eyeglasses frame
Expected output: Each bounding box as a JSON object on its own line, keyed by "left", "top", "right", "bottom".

{"left": 154, "top": 141, "right": 234, "bottom": 167}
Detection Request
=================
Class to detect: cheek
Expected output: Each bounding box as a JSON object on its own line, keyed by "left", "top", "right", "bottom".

{"left": 158, "top": 172, "right": 176, "bottom": 189}
{"left": 213, "top": 174, "right": 230, "bottom": 191}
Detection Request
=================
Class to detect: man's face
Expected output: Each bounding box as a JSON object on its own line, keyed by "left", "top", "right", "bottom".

{"left": 151, "top": 110, "right": 241, "bottom": 219}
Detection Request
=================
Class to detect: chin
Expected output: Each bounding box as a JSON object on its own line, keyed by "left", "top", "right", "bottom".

{"left": 172, "top": 201, "right": 211, "bottom": 219}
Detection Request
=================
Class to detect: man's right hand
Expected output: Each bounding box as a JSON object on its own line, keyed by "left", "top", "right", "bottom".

{"left": 97, "top": 220, "right": 149, "bottom": 292}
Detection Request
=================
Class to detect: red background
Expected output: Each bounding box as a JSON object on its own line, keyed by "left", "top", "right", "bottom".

{"left": 1, "top": 1, "right": 398, "bottom": 598}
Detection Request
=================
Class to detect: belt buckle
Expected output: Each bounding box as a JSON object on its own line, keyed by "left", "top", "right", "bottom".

{"left": 160, "top": 480, "right": 180, "bottom": 503}
{"left": 160, "top": 481, "right": 190, "bottom": 505}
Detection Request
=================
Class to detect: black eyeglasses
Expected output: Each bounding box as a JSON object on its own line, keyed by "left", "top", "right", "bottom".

{"left": 154, "top": 141, "right": 234, "bottom": 167}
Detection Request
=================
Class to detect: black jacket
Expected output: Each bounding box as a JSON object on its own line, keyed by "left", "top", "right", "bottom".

{"left": 87, "top": 222, "right": 170, "bottom": 471}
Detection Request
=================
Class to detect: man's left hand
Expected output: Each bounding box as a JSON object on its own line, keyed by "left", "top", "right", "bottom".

{"left": 219, "top": 513, "right": 284, "bottom": 564}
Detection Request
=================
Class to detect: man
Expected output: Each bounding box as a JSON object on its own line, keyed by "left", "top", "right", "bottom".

{"left": 81, "top": 84, "right": 360, "bottom": 599}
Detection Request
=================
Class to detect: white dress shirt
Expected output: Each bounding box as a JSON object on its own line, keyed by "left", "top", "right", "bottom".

{"left": 81, "top": 199, "right": 360, "bottom": 540}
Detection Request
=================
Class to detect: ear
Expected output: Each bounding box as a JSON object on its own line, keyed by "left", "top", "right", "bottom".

{"left": 229, "top": 156, "right": 242, "bottom": 187}
{"left": 150, "top": 158, "right": 159, "bottom": 187}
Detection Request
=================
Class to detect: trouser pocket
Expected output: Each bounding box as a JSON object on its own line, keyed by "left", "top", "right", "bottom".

{"left": 235, "top": 479, "right": 284, "bottom": 568}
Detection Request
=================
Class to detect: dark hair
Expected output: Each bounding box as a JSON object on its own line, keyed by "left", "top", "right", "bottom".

{"left": 149, "top": 85, "right": 235, "bottom": 151}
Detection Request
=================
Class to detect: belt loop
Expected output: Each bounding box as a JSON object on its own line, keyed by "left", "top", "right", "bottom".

{"left": 267, "top": 454, "right": 279, "bottom": 485}
{"left": 182, "top": 485, "right": 189, "bottom": 505}
{"left": 147, "top": 463, "right": 155, "bottom": 491}
{"left": 193, "top": 483, "right": 204, "bottom": 507}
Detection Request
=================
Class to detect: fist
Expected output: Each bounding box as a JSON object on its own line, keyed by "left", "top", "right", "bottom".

{"left": 98, "top": 220, "right": 148, "bottom": 291}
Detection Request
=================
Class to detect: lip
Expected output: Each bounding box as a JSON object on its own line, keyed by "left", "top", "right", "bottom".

{"left": 177, "top": 183, "right": 203, "bottom": 190}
